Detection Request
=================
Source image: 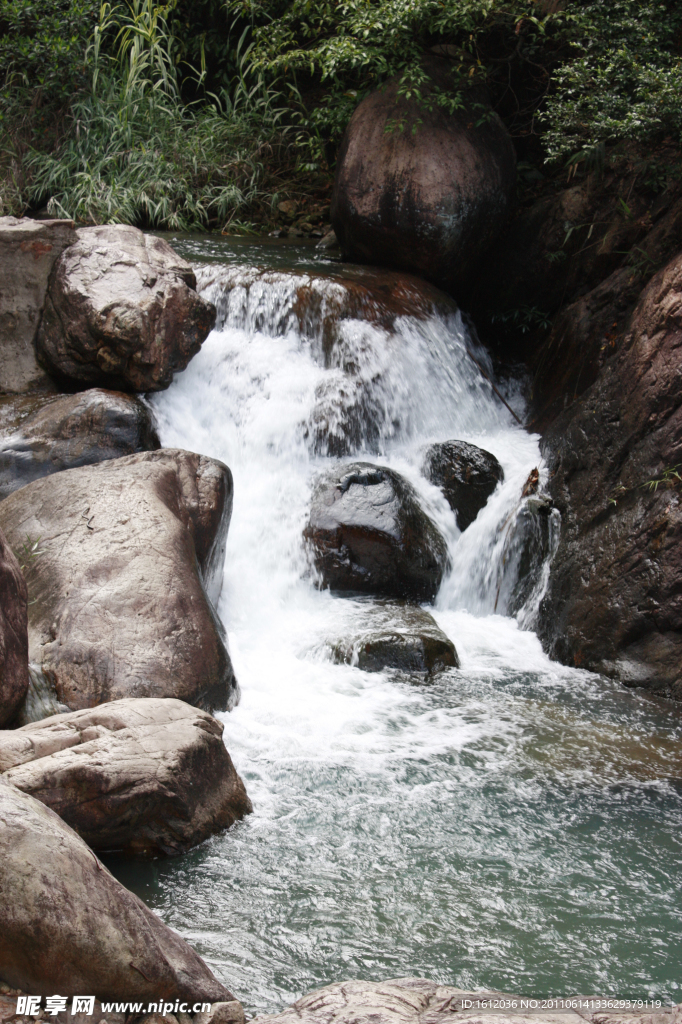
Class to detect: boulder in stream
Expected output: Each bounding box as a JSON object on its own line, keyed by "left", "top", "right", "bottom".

{"left": 0, "top": 697, "right": 252, "bottom": 857}
{"left": 0, "top": 449, "right": 237, "bottom": 716}
{"left": 422, "top": 440, "right": 503, "bottom": 531}
{"left": 0, "top": 528, "right": 29, "bottom": 727}
{"left": 0, "top": 388, "right": 160, "bottom": 499}
{"left": 0, "top": 777, "right": 234, "bottom": 999}
{"left": 36, "top": 225, "right": 216, "bottom": 392}
{"left": 304, "top": 462, "right": 450, "bottom": 602}
{"left": 330, "top": 603, "right": 458, "bottom": 675}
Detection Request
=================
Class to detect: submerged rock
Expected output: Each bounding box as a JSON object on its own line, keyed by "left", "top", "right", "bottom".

{"left": 36, "top": 225, "right": 216, "bottom": 392}
{"left": 0, "top": 697, "right": 252, "bottom": 857}
{"left": 305, "top": 462, "right": 450, "bottom": 603}
{"left": 0, "top": 388, "right": 160, "bottom": 499}
{"left": 330, "top": 603, "right": 458, "bottom": 675}
{"left": 0, "top": 528, "right": 28, "bottom": 726}
{"left": 0, "top": 449, "right": 237, "bottom": 715}
{"left": 331, "top": 54, "right": 516, "bottom": 291}
{"left": 0, "top": 778, "right": 234, "bottom": 999}
{"left": 422, "top": 440, "right": 503, "bottom": 531}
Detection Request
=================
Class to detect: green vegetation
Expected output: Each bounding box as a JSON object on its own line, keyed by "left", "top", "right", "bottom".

{"left": 1, "top": 0, "right": 681, "bottom": 228}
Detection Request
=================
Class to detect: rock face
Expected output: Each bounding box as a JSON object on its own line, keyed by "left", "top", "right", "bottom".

{"left": 539, "top": 251, "right": 682, "bottom": 699}
{"left": 0, "top": 449, "right": 237, "bottom": 715}
{"left": 0, "top": 216, "right": 77, "bottom": 394}
{"left": 0, "top": 778, "right": 234, "bottom": 999}
{"left": 422, "top": 441, "right": 503, "bottom": 531}
{"left": 0, "top": 388, "right": 160, "bottom": 499}
{"left": 0, "top": 529, "right": 29, "bottom": 727}
{"left": 0, "top": 698, "right": 252, "bottom": 857}
{"left": 305, "top": 463, "right": 450, "bottom": 602}
{"left": 36, "top": 225, "right": 216, "bottom": 392}
{"left": 331, "top": 603, "right": 458, "bottom": 674}
{"left": 331, "top": 54, "right": 516, "bottom": 290}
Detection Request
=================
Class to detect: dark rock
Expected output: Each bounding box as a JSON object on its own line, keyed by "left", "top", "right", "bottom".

{"left": 538, "top": 250, "right": 682, "bottom": 699}
{"left": 422, "top": 440, "right": 503, "bottom": 531}
{"left": 0, "top": 449, "right": 237, "bottom": 715}
{"left": 0, "top": 697, "right": 252, "bottom": 857}
{"left": 330, "top": 603, "right": 458, "bottom": 674}
{"left": 304, "top": 462, "right": 450, "bottom": 602}
{"left": 0, "top": 388, "right": 160, "bottom": 499}
{"left": 0, "top": 216, "right": 76, "bottom": 394}
{"left": 36, "top": 225, "right": 216, "bottom": 392}
{"left": 0, "top": 777, "right": 234, "bottom": 999}
{"left": 0, "top": 528, "right": 28, "bottom": 726}
{"left": 331, "top": 54, "right": 516, "bottom": 291}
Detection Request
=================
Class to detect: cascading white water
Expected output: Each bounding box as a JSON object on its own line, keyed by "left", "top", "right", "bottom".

{"left": 140, "top": 243, "right": 682, "bottom": 1015}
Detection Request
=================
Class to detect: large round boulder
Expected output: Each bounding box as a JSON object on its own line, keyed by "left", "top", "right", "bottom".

{"left": 0, "top": 697, "right": 252, "bottom": 857}
{"left": 304, "top": 462, "right": 450, "bottom": 602}
{"left": 422, "top": 440, "right": 503, "bottom": 531}
{"left": 331, "top": 54, "right": 516, "bottom": 290}
{"left": 0, "top": 388, "right": 160, "bottom": 499}
{"left": 0, "top": 777, "right": 234, "bottom": 999}
{"left": 36, "top": 225, "right": 216, "bottom": 392}
{"left": 0, "top": 528, "right": 28, "bottom": 726}
{"left": 0, "top": 449, "right": 237, "bottom": 717}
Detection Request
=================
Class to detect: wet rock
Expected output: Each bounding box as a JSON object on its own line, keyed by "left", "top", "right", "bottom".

{"left": 331, "top": 54, "right": 516, "bottom": 291}
{"left": 304, "top": 462, "right": 450, "bottom": 602}
{"left": 330, "top": 603, "right": 458, "bottom": 675}
{"left": 0, "top": 389, "right": 160, "bottom": 499}
{"left": 36, "top": 225, "right": 216, "bottom": 392}
{"left": 0, "top": 528, "right": 28, "bottom": 726}
{"left": 422, "top": 440, "right": 503, "bottom": 531}
{"left": 0, "top": 777, "right": 234, "bottom": 1000}
{"left": 0, "top": 216, "right": 76, "bottom": 394}
{"left": 195, "top": 1002, "right": 246, "bottom": 1024}
{"left": 0, "top": 697, "right": 252, "bottom": 857}
{"left": 0, "top": 449, "right": 237, "bottom": 715}
{"left": 539, "top": 249, "right": 682, "bottom": 699}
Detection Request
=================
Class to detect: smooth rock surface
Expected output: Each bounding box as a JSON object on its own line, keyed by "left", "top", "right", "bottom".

{"left": 0, "top": 216, "right": 77, "bottom": 394}
{"left": 36, "top": 225, "right": 216, "bottom": 392}
{"left": 0, "top": 698, "right": 252, "bottom": 857}
{"left": 305, "top": 463, "right": 450, "bottom": 602}
{"left": 0, "top": 777, "right": 234, "bottom": 999}
{"left": 0, "top": 528, "right": 28, "bottom": 726}
{"left": 539, "top": 250, "right": 682, "bottom": 698}
{"left": 422, "top": 440, "right": 503, "bottom": 531}
{"left": 0, "top": 449, "right": 236, "bottom": 715}
{"left": 332, "top": 55, "right": 516, "bottom": 290}
{"left": 330, "top": 603, "right": 458, "bottom": 674}
{"left": 0, "top": 388, "right": 160, "bottom": 499}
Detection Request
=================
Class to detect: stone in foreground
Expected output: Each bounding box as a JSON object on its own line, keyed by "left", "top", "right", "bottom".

{"left": 0, "top": 388, "right": 160, "bottom": 499}
{"left": 0, "top": 778, "right": 234, "bottom": 1000}
{"left": 331, "top": 603, "right": 458, "bottom": 675}
{"left": 305, "top": 463, "right": 450, "bottom": 603}
{"left": 0, "top": 528, "right": 29, "bottom": 726}
{"left": 36, "top": 224, "right": 216, "bottom": 392}
{"left": 0, "top": 697, "right": 252, "bottom": 857}
{"left": 423, "top": 440, "right": 503, "bottom": 531}
{"left": 0, "top": 449, "right": 236, "bottom": 715}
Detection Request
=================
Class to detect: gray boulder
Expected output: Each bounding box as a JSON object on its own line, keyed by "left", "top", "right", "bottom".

{"left": 36, "top": 225, "right": 216, "bottom": 392}
{"left": 0, "top": 777, "right": 234, "bottom": 999}
{"left": 0, "top": 388, "right": 160, "bottom": 499}
{"left": 0, "top": 697, "right": 252, "bottom": 857}
{"left": 0, "top": 449, "right": 236, "bottom": 716}
{"left": 304, "top": 463, "right": 450, "bottom": 602}
{"left": 0, "top": 216, "right": 76, "bottom": 394}
{"left": 422, "top": 440, "right": 503, "bottom": 531}
{"left": 0, "top": 528, "right": 28, "bottom": 726}
{"left": 330, "top": 603, "right": 458, "bottom": 675}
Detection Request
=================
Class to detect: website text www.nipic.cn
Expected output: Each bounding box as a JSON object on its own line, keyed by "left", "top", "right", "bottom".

{"left": 15, "top": 997, "right": 213, "bottom": 1016}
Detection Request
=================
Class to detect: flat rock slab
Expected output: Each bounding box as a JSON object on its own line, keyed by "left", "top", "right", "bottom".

{"left": 0, "top": 216, "right": 76, "bottom": 394}
{"left": 330, "top": 603, "right": 458, "bottom": 675}
{"left": 252, "top": 979, "right": 681, "bottom": 1024}
{"left": 422, "top": 440, "right": 503, "bottom": 532}
{"left": 0, "top": 778, "right": 234, "bottom": 1000}
{"left": 0, "top": 388, "right": 160, "bottom": 499}
{"left": 0, "top": 449, "right": 236, "bottom": 716}
{"left": 0, "top": 528, "right": 28, "bottom": 726}
{"left": 36, "top": 224, "right": 216, "bottom": 392}
{"left": 305, "top": 462, "right": 450, "bottom": 603}
{"left": 0, "top": 697, "right": 252, "bottom": 857}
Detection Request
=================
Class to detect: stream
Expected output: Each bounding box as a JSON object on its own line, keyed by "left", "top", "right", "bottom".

{"left": 108, "top": 237, "right": 682, "bottom": 1014}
